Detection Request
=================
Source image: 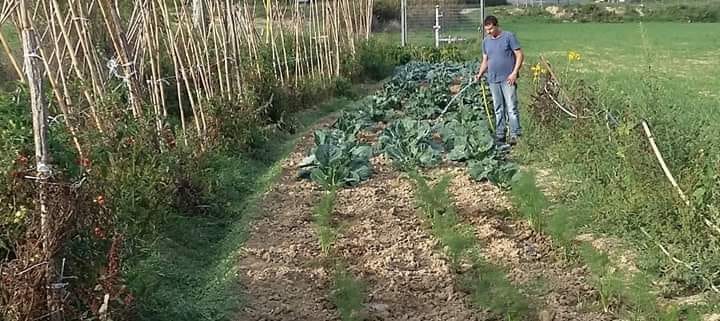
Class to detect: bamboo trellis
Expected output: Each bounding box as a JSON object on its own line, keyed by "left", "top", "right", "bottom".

{"left": 0, "top": 0, "right": 375, "bottom": 152}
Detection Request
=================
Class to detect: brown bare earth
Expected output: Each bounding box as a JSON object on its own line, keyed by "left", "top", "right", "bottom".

{"left": 236, "top": 119, "right": 614, "bottom": 321}
{"left": 332, "top": 155, "right": 479, "bottom": 321}
{"left": 434, "top": 167, "right": 614, "bottom": 321}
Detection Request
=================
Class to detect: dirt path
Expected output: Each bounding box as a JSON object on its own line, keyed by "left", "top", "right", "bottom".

{"left": 236, "top": 118, "right": 336, "bottom": 321}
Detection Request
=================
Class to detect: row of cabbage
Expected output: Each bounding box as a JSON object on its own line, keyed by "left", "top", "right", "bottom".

{"left": 299, "top": 62, "right": 518, "bottom": 189}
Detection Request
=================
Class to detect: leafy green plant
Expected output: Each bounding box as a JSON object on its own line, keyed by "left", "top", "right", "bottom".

{"left": 314, "top": 190, "right": 338, "bottom": 255}
{"left": 331, "top": 265, "right": 366, "bottom": 321}
{"left": 509, "top": 171, "right": 549, "bottom": 231}
{"left": 379, "top": 118, "right": 442, "bottom": 170}
{"left": 438, "top": 106, "right": 494, "bottom": 161}
{"left": 402, "top": 84, "right": 448, "bottom": 119}
{"left": 468, "top": 157, "right": 519, "bottom": 189}
{"left": 299, "top": 129, "right": 373, "bottom": 189}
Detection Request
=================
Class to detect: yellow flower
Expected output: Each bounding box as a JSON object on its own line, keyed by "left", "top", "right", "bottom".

{"left": 531, "top": 64, "right": 542, "bottom": 73}
{"left": 567, "top": 50, "right": 581, "bottom": 62}
{"left": 531, "top": 63, "right": 546, "bottom": 80}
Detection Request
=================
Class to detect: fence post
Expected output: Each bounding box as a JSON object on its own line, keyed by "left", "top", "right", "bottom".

{"left": 401, "top": 0, "right": 407, "bottom": 46}
{"left": 19, "top": 0, "right": 60, "bottom": 319}
{"left": 433, "top": 4, "right": 441, "bottom": 48}
{"left": 480, "top": 0, "right": 485, "bottom": 41}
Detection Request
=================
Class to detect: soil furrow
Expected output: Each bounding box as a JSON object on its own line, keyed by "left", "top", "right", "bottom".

{"left": 435, "top": 166, "right": 615, "bottom": 321}
{"left": 236, "top": 121, "right": 337, "bottom": 321}
{"left": 332, "top": 156, "right": 481, "bottom": 321}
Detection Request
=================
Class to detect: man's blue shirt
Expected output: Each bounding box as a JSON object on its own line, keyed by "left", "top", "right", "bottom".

{"left": 482, "top": 31, "right": 521, "bottom": 83}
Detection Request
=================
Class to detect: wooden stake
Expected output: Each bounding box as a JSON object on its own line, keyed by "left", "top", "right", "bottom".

{"left": 49, "top": 0, "right": 104, "bottom": 130}
{"left": 640, "top": 120, "right": 720, "bottom": 236}
{"left": 97, "top": 0, "right": 145, "bottom": 118}
{"left": 0, "top": 31, "right": 23, "bottom": 82}
{"left": 19, "top": 0, "right": 60, "bottom": 320}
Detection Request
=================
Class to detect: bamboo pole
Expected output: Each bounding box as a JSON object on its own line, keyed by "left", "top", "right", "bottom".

{"left": 195, "top": 0, "right": 214, "bottom": 98}
{"left": 149, "top": 0, "right": 167, "bottom": 118}
{"left": 323, "top": 1, "right": 333, "bottom": 78}
{"left": 66, "top": 0, "right": 104, "bottom": 99}
{"left": 172, "top": 0, "right": 205, "bottom": 143}
{"left": 0, "top": 31, "right": 23, "bottom": 82}
{"left": 29, "top": 8, "right": 84, "bottom": 158}
{"left": 19, "top": 0, "right": 60, "bottom": 320}
{"left": 217, "top": 0, "right": 232, "bottom": 99}
{"left": 277, "top": 1, "right": 290, "bottom": 82}
{"left": 49, "top": 0, "right": 104, "bottom": 130}
{"left": 293, "top": 1, "right": 301, "bottom": 84}
{"left": 180, "top": 0, "right": 212, "bottom": 100}
{"left": 243, "top": 3, "right": 261, "bottom": 78}
{"left": 333, "top": 1, "right": 341, "bottom": 76}
{"left": 640, "top": 120, "right": 720, "bottom": 236}
{"left": 228, "top": 3, "right": 244, "bottom": 98}
{"left": 311, "top": 0, "right": 324, "bottom": 78}
{"left": 341, "top": 0, "right": 355, "bottom": 55}
{"left": 76, "top": 0, "right": 107, "bottom": 87}
{"left": 301, "top": 12, "right": 313, "bottom": 79}
{"left": 207, "top": 0, "right": 225, "bottom": 98}
{"left": 158, "top": 0, "right": 192, "bottom": 147}
{"left": 140, "top": 0, "right": 163, "bottom": 140}
{"left": 366, "top": 0, "right": 374, "bottom": 39}
{"left": 268, "top": 1, "right": 281, "bottom": 84}
{"left": 97, "top": 0, "right": 145, "bottom": 118}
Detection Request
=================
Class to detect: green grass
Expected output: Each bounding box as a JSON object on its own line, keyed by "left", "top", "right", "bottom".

{"left": 509, "top": 170, "right": 705, "bottom": 319}
{"left": 0, "top": 24, "right": 21, "bottom": 85}
{"left": 512, "top": 20, "right": 720, "bottom": 291}
{"left": 374, "top": 16, "right": 720, "bottom": 316}
{"left": 124, "top": 97, "right": 348, "bottom": 321}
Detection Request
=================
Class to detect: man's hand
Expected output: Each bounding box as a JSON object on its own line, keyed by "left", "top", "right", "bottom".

{"left": 507, "top": 72, "right": 518, "bottom": 86}
{"left": 474, "top": 73, "right": 484, "bottom": 82}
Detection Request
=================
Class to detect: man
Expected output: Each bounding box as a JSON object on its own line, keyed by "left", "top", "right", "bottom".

{"left": 476, "top": 15, "right": 524, "bottom": 146}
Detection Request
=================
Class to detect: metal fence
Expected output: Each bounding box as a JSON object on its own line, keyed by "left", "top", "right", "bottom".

{"left": 394, "top": 0, "right": 596, "bottom": 47}
{"left": 403, "top": 0, "right": 486, "bottom": 46}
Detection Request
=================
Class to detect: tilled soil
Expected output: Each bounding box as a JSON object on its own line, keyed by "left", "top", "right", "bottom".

{"left": 432, "top": 166, "right": 615, "bottom": 321}
{"left": 237, "top": 119, "right": 614, "bottom": 321}
{"left": 332, "top": 155, "right": 481, "bottom": 321}
{"left": 236, "top": 119, "right": 336, "bottom": 321}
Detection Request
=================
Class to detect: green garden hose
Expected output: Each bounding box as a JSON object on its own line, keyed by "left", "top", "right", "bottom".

{"left": 480, "top": 81, "right": 495, "bottom": 132}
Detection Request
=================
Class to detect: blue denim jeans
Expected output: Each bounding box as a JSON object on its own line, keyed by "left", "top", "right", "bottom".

{"left": 488, "top": 82, "right": 522, "bottom": 141}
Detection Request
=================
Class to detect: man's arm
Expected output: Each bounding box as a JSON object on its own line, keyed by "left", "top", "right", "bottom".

{"left": 507, "top": 48, "right": 524, "bottom": 85}
{"left": 476, "top": 53, "right": 488, "bottom": 80}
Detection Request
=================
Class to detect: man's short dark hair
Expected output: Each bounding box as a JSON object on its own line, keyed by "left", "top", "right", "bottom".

{"left": 483, "top": 15, "right": 499, "bottom": 26}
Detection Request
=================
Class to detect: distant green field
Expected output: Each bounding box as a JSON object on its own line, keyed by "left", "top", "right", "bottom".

{"left": 381, "top": 20, "right": 720, "bottom": 119}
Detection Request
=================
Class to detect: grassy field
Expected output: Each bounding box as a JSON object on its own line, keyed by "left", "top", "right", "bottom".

{"left": 384, "top": 20, "right": 720, "bottom": 137}
{"left": 510, "top": 21, "right": 720, "bottom": 300}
